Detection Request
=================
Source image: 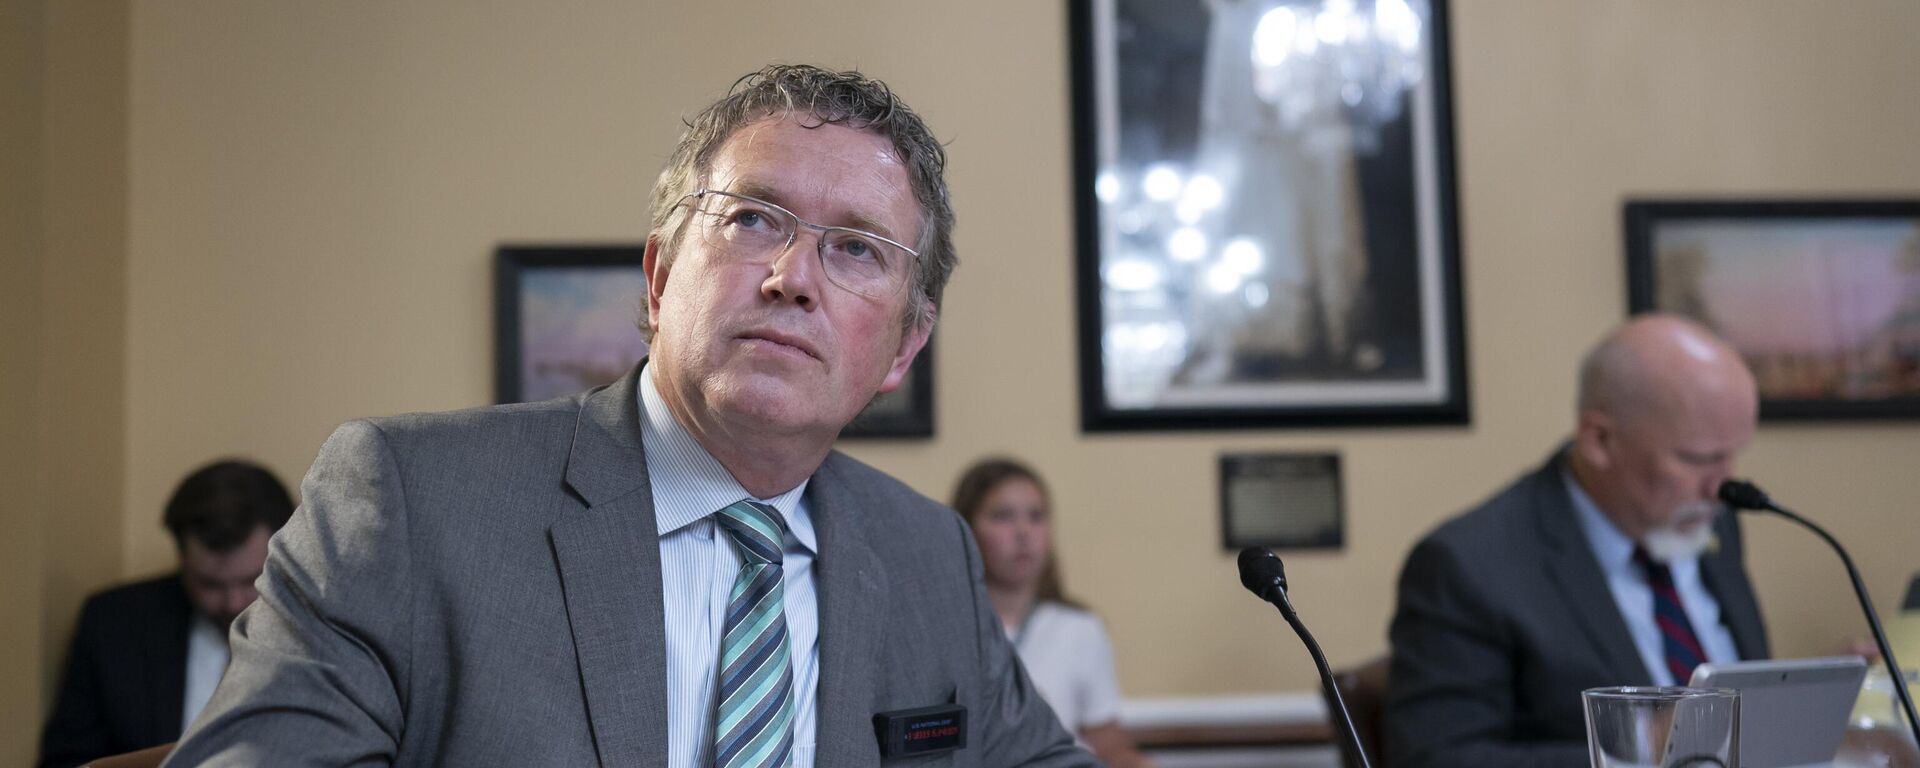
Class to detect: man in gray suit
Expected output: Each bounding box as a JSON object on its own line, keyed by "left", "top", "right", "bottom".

{"left": 1386, "top": 315, "right": 1769, "bottom": 767}
{"left": 168, "top": 65, "right": 1093, "bottom": 767}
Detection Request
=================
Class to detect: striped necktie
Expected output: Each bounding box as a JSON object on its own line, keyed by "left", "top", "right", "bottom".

{"left": 712, "top": 500, "right": 794, "bottom": 768}
{"left": 1634, "top": 546, "right": 1708, "bottom": 685}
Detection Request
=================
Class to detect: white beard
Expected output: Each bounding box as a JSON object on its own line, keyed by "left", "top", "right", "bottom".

{"left": 1642, "top": 501, "right": 1722, "bottom": 563}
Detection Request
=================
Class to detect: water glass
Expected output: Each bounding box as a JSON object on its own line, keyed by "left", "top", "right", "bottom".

{"left": 1583, "top": 686, "right": 1740, "bottom": 768}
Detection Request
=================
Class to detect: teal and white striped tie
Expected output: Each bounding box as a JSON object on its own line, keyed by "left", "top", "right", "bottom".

{"left": 712, "top": 500, "right": 794, "bottom": 768}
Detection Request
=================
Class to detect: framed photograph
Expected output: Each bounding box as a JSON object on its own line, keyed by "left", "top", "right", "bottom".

{"left": 493, "top": 244, "right": 936, "bottom": 437}
{"left": 495, "top": 244, "right": 651, "bottom": 404}
{"left": 1070, "top": 0, "right": 1468, "bottom": 431}
{"left": 1219, "top": 452, "right": 1343, "bottom": 550}
{"left": 1625, "top": 200, "right": 1920, "bottom": 420}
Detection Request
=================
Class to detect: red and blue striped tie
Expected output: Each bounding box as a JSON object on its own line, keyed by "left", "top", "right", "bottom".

{"left": 1634, "top": 546, "right": 1708, "bottom": 685}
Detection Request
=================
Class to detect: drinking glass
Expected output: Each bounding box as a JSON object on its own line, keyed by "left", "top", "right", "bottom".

{"left": 1583, "top": 686, "right": 1739, "bottom": 768}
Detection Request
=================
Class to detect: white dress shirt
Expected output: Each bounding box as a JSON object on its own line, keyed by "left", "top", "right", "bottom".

{"left": 640, "top": 362, "right": 820, "bottom": 768}
{"left": 181, "top": 612, "right": 230, "bottom": 733}
{"left": 1564, "top": 466, "right": 1741, "bottom": 685}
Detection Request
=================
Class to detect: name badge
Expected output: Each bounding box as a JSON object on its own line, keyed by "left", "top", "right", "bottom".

{"left": 873, "top": 703, "right": 968, "bottom": 758}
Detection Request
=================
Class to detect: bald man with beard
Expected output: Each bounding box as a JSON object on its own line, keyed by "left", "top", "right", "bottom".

{"left": 1385, "top": 315, "right": 1770, "bottom": 767}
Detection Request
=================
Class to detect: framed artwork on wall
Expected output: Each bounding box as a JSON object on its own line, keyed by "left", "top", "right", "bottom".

{"left": 493, "top": 244, "right": 935, "bottom": 437}
{"left": 1625, "top": 200, "right": 1920, "bottom": 420}
{"left": 494, "top": 244, "right": 650, "bottom": 404}
{"left": 1070, "top": 0, "right": 1468, "bottom": 431}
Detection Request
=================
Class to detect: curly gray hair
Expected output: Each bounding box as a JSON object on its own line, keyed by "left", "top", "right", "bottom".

{"left": 642, "top": 64, "right": 955, "bottom": 341}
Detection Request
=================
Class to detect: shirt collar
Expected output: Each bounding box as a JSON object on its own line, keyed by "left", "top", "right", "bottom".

{"left": 1562, "top": 459, "right": 1636, "bottom": 572}
{"left": 638, "top": 361, "right": 816, "bottom": 553}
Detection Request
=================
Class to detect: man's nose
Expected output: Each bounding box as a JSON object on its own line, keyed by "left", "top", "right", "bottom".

{"left": 762, "top": 230, "right": 825, "bottom": 308}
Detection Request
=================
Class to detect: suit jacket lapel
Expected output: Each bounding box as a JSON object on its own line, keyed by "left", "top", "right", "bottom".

{"left": 552, "top": 367, "right": 669, "bottom": 768}
{"left": 807, "top": 454, "right": 889, "bottom": 766}
{"left": 1533, "top": 453, "right": 1652, "bottom": 686}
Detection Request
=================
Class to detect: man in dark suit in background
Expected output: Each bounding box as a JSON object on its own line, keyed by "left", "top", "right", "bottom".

{"left": 1387, "top": 314, "right": 1769, "bottom": 767}
{"left": 39, "top": 460, "right": 293, "bottom": 768}
{"left": 167, "top": 65, "right": 1090, "bottom": 766}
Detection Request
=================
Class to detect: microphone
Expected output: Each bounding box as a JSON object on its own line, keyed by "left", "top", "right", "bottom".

{"left": 1717, "top": 479, "right": 1920, "bottom": 747}
{"left": 1237, "top": 546, "right": 1287, "bottom": 603}
{"left": 1237, "top": 547, "right": 1372, "bottom": 768}
{"left": 1716, "top": 478, "right": 1772, "bottom": 511}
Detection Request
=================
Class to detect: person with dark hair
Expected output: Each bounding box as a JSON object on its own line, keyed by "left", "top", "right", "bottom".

{"left": 953, "top": 457, "right": 1152, "bottom": 768}
{"left": 39, "top": 459, "right": 294, "bottom": 768}
{"left": 166, "top": 65, "right": 1092, "bottom": 766}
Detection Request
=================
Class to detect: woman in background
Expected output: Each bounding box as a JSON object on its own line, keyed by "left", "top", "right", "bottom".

{"left": 952, "top": 458, "right": 1152, "bottom": 768}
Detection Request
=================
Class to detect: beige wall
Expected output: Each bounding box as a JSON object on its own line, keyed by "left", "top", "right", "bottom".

{"left": 5, "top": 0, "right": 130, "bottom": 762}
{"left": 3, "top": 0, "right": 50, "bottom": 761}
{"left": 42, "top": 0, "right": 130, "bottom": 685}
{"left": 90, "top": 0, "right": 1920, "bottom": 710}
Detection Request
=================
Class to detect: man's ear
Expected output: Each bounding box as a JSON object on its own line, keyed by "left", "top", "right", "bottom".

{"left": 1572, "top": 408, "right": 1615, "bottom": 472}
{"left": 876, "top": 303, "right": 936, "bottom": 394}
{"left": 644, "top": 233, "right": 669, "bottom": 332}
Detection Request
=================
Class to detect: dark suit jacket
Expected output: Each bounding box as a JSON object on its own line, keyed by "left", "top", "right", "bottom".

{"left": 40, "top": 575, "right": 193, "bottom": 768}
{"left": 1385, "top": 451, "right": 1768, "bottom": 768}
{"left": 166, "top": 366, "right": 1090, "bottom": 767}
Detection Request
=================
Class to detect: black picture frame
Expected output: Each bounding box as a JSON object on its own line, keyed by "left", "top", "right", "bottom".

{"left": 1624, "top": 200, "right": 1920, "bottom": 421}
{"left": 1070, "top": 0, "right": 1469, "bottom": 431}
{"left": 1219, "top": 452, "right": 1344, "bottom": 551}
{"left": 494, "top": 243, "right": 935, "bottom": 437}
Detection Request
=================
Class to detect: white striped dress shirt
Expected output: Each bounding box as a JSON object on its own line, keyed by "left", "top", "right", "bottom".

{"left": 639, "top": 363, "right": 820, "bottom": 767}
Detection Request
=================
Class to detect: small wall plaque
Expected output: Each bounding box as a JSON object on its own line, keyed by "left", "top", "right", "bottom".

{"left": 1219, "top": 452, "right": 1343, "bottom": 551}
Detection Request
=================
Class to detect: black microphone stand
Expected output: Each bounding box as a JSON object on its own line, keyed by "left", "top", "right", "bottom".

{"left": 1263, "top": 589, "right": 1374, "bottom": 768}
{"left": 1239, "top": 548, "right": 1373, "bottom": 768}
{"left": 1721, "top": 480, "right": 1920, "bottom": 748}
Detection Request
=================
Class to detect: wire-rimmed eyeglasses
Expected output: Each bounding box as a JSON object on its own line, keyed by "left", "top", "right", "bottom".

{"left": 674, "top": 189, "right": 918, "bottom": 300}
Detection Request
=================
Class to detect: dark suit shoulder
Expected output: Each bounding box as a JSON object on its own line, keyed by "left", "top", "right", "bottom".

{"left": 76, "top": 574, "right": 189, "bottom": 627}
{"left": 45, "top": 573, "right": 192, "bottom": 767}
{"left": 1417, "top": 460, "right": 1564, "bottom": 560}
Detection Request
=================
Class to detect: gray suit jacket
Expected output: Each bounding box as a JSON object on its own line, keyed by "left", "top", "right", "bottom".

{"left": 166, "top": 368, "right": 1091, "bottom": 767}
{"left": 1385, "top": 450, "right": 1768, "bottom": 768}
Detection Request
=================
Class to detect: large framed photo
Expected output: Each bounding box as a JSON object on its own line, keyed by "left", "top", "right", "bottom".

{"left": 1070, "top": 0, "right": 1467, "bottom": 431}
{"left": 493, "top": 244, "right": 935, "bottom": 437}
{"left": 1625, "top": 200, "right": 1920, "bottom": 420}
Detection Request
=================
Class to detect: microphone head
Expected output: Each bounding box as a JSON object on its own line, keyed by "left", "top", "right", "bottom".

{"left": 1237, "top": 547, "right": 1288, "bottom": 603}
{"left": 1718, "top": 479, "right": 1772, "bottom": 511}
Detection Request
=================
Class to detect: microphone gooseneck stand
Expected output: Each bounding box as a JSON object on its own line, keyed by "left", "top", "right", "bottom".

{"left": 1718, "top": 479, "right": 1920, "bottom": 749}
{"left": 1237, "top": 548, "right": 1373, "bottom": 768}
